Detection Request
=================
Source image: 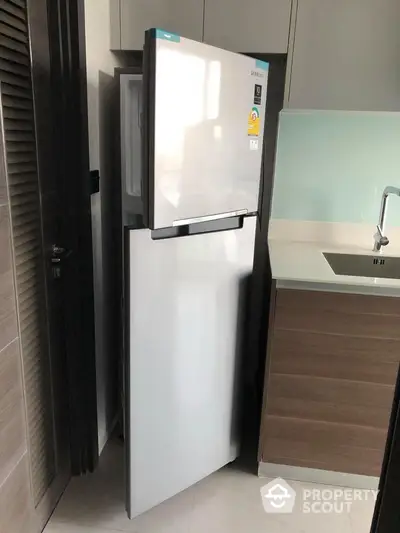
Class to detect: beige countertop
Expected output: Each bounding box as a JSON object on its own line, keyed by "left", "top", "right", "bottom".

{"left": 268, "top": 220, "right": 400, "bottom": 296}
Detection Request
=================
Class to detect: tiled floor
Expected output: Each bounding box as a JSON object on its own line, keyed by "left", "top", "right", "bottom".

{"left": 44, "top": 441, "right": 376, "bottom": 533}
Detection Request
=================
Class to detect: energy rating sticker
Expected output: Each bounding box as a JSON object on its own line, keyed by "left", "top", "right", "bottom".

{"left": 248, "top": 106, "right": 260, "bottom": 137}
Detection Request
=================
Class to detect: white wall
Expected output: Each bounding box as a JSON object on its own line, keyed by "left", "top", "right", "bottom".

{"left": 84, "top": 0, "right": 123, "bottom": 453}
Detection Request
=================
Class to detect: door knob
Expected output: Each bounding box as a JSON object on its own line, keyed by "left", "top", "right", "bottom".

{"left": 51, "top": 245, "right": 71, "bottom": 279}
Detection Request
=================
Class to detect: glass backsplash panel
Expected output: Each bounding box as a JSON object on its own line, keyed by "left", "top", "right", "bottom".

{"left": 271, "top": 110, "right": 400, "bottom": 226}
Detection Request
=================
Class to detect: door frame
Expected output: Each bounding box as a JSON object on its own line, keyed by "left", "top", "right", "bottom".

{"left": 370, "top": 363, "right": 400, "bottom": 532}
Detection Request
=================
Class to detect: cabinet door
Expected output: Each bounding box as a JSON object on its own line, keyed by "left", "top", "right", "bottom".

{"left": 259, "top": 289, "right": 399, "bottom": 477}
{"left": 204, "top": 0, "right": 292, "bottom": 53}
{"left": 119, "top": 0, "right": 204, "bottom": 50}
{"left": 288, "top": 0, "right": 400, "bottom": 111}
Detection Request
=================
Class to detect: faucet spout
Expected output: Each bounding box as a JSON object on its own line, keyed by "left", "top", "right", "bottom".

{"left": 383, "top": 186, "right": 400, "bottom": 197}
{"left": 373, "top": 186, "right": 400, "bottom": 252}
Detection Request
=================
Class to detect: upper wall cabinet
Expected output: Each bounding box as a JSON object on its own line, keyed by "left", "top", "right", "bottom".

{"left": 287, "top": 0, "right": 400, "bottom": 111}
{"left": 110, "top": 0, "right": 204, "bottom": 50}
{"left": 203, "top": 0, "right": 293, "bottom": 53}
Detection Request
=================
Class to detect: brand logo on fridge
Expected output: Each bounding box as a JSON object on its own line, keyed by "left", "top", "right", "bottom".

{"left": 251, "top": 70, "right": 264, "bottom": 78}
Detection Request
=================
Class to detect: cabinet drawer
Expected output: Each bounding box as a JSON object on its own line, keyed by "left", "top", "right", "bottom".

{"left": 269, "top": 373, "right": 394, "bottom": 411}
{"left": 277, "top": 289, "right": 400, "bottom": 317}
{"left": 267, "top": 395, "right": 392, "bottom": 430}
{"left": 271, "top": 329, "right": 399, "bottom": 383}
{"left": 275, "top": 289, "right": 400, "bottom": 339}
{"left": 261, "top": 414, "right": 388, "bottom": 476}
{"left": 263, "top": 415, "right": 387, "bottom": 451}
{"left": 262, "top": 431, "right": 385, "bottom": 477}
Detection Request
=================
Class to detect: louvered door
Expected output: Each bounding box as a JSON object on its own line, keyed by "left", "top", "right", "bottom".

{"left": 0, "top": 0, "right": 69, "bottom": 522}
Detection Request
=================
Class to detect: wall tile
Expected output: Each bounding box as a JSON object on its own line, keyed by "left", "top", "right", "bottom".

{"left": 271, "top": 110, "right": 400, "bottom": 225}
{"left": 0, "top": 205, "right": 18, "bottom": 351}
{"left": 0, "top": 339, "right": 27, "bottom": 484}
{"left": 0, "top": 454, "right": 34, "bottom": 533}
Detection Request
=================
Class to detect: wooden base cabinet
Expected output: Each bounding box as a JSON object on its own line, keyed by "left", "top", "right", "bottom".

{"left": 259, "top": 288, "right": 400, "bottom": 477}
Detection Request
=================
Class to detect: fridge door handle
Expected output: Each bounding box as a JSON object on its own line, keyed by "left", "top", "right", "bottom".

{"left": 172, "top": 209, "right": 248, "bottom": 227}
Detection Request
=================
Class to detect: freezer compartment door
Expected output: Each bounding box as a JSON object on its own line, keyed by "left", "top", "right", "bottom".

{"left": 143, "top": 29, "right": 268, "bottom": 229}
{"left": 126, "top": 216, "right": 257, "bottom": 518}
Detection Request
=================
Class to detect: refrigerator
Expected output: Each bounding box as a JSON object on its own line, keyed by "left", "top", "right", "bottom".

{"left": 121, "top": 29, "right": 269, "bottom": 519}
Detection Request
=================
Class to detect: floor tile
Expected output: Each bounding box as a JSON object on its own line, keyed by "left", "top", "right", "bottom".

{"left": 45, "top": 441, "right": 376, "bottom": 533}
{"left": 49, "top": 441, "right": 193, "bottom": 532}
{"left": 348, "top": 492, "right": 377, "bottom": 533}
{"left": 45, "top": 524, "right": 123, "bottom": 533}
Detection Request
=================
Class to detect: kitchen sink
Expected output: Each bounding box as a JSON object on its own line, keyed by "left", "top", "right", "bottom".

{"left": 323, "top": 252, "right": 400, "bottom": 280}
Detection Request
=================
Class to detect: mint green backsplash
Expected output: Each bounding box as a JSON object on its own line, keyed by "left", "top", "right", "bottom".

{"left": 271, "top": 111, "right": 400, "bottom": 227}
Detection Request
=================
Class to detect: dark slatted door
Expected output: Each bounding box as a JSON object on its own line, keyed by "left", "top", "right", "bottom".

{"left": 0, "top": 0, "right": 70, "bottom": 526}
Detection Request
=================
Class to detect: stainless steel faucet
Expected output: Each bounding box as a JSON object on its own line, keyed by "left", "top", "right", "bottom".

{"left": 373, "top": 186, "right": 400, "bottom": 252}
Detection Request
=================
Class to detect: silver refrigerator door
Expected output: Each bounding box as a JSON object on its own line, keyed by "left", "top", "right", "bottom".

{"left": 145, "top": 29, "right": 269, "bottom": 229}
{"left": 126, "top": 216, "right": 257, "bottom": 518}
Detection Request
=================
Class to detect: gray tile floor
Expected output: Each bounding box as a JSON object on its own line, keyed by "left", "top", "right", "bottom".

{"left": 45, "top": 441, "right": 376, "bottom": 533}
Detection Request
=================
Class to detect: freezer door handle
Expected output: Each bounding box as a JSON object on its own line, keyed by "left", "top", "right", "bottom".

{"left": 172, "top": 209, "right": 248, "bottom": 227}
